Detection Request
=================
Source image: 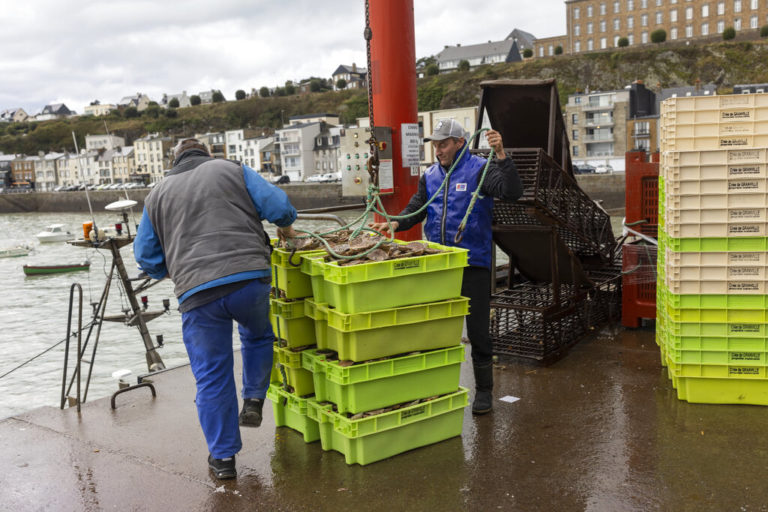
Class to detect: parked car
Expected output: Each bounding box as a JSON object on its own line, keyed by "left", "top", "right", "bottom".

{"left": 274, "top": 175, "right": 290, "bottom": 185}
{"left": 573, "top": 164, "right": 595, "bottom": 174}
{"left": 305, "top": 174, "right": 324, "bottom": 183}
{"left": 594, "top": 164, "right": 613, "bottom": 174}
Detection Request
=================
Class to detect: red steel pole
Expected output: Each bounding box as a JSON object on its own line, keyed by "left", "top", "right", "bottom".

{"left": 369, "top": 0, "right": 421, "bottom": 240}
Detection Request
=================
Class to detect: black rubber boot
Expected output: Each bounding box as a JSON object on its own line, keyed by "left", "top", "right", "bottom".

{"left": 472, "top": 362, "right": 494, "bottom": 415}
{"left": 208, "top": 454, "right": 236, "bottom": 479}
{"left": 239, "top": 398, "right": 264, "bottom": 427}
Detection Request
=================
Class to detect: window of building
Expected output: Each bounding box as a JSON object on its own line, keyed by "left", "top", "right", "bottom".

{"left": 588, "top": 38, "right": 594, "bottom": 50}
{"left": 539, "top": 46, "right": 545, "bottom": 57}
{"left": 614, "top": 0, "right": 621, "bottom": 12}
{"left": 656, "top": 11, "right": 663, "bottom": 23}
{"left": 614, "top": 18, "right": 621, "bottom": 29}
{"left": 686, "top": 24, "right": 693, "bottom": 36}
{"left": 671, "top": 8, "right": 678, "bottom": 20}
{"left": 735, "top": 17, "right": 742, "bottom": 29}
{"left": 574, "top": 6, "right": 580, "bottom": 18}
{"left": 751, "top": 15, "right": 758, "bottom": 27}
{"left": 641, "top": 0, "right": 648, "bottom": 7}
{"left": 587, "top": 4, "right": 593, "bottom": 15}
{"left": 628, "top": 15, "right": 635, "bottom": 27}
{"left": 750, "top": 0, "right": 757, "bottom": 8}
{"left": 702, "top": 22, "right": 709, "bottom": 34}
{"left": 642, "top": 31, "right": 649, "bottom": 42}
{"left": 641, "top": 13, "right": 648, "bottom": 25}
{"left": 686, "top": 6, "right": 693, "bottom": 18}
{"left": 549, "top": 44, "right": 554, "bottom": 55}
{"left": 614, "top": 34, "right": 621, "bottom": 45}
{"left": 627, "top": 0, "right": 634, "bottom": 10}
{"left": 601, "top": 2, "right": 607, "bottom": 14}
{"left": 717, "top": 20, "right": 725, "bottom": 31}
{"left": 575, "top": 40, "right": 582, "bottom": 51}
{"left": 629, "top": 34, "right": 635, "bottom": 44}
{"left": 702, "top": 4, "right": 709, "bottom": 16}
{"left": 588, "top": 22, "right": 594, "bottom": 33}
{"left": 670, "top": 0, "right": 676, "bottom": 3}
{"left": 601, "top": 36, "right": 608, "bottom": 47}
{"left": 572, "top": 129, "right": 579, "bottom": 141}
{"left": 717, "top": 1, "right": 725, "bottom": 14}
{"left": 656, "top": 0, "right": 663, "bottom": 5}
{"left": 600, "top": 19, "right": 607, "bottom": 31}
{"left": 575, "top": 24, "right": 581, "bottom": 35}
{"left": 573, "top": 146, "right": 580, "bottom": 156}
{"left": 735, "top": 0, "right": 742, "bottom": 12}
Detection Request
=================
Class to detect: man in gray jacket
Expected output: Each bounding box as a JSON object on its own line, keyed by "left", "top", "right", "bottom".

{"left": 135, "top": 139, "right": 297, "bottom": 479}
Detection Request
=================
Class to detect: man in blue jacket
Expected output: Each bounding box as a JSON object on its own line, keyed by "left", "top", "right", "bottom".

{"left": 371, "top": 119, "right": 523, "bottom": 415}
{"left": 134, "top": 138, "right": 297, "bottom": 480}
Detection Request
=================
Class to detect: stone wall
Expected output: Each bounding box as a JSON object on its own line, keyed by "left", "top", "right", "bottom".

{"left": 0, "top": 184, "right": 365, "bottom": 214}
{"left": 575, "top": 173, "right": 625, "bottom": 212}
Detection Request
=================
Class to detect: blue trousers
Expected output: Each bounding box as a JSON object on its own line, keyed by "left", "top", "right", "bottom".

{"left": 181, "top": 279, "right": 274, "bottom": 459}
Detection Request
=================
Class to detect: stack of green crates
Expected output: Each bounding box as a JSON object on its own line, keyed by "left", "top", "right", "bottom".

{"left": 268, "top": 239, "right": 471, "bottom": 464}
{"left": 658, "top": 93, "right": 768, "bottom": 405}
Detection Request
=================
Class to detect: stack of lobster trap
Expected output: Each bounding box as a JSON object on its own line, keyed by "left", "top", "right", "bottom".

{"left": 475, "top": 80, "right": 622, "bottom": 364}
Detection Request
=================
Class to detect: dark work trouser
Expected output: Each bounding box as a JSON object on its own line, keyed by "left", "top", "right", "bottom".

{"left": 461, "top": 266, "right": 493, "bottom": 369}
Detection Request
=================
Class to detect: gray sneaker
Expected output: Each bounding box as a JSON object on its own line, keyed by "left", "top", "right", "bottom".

{"left": 239, "top": 398, "right": 264, "bottom": 427}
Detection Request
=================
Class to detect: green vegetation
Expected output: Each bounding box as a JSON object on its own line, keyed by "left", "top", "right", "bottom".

{"left": 723, "top": 27, "right": 736, "bottom": 40}
{"left": 522, "top": 48, "right": 533, "bottom": 58}
{"left": 235, "top": 89, "right": 246, "bottom": 100}
{"left": 457, "top": 59, "right": 470, "bottom": 72}
{"left": 761, "top": 25, "right": 768, "bottom": 37}
{"left": 5, "top": 39, "right": 768, "bottom": 155}
{"left": 651, "top": 29, "right": 667, "bottom": 43}
{"left": 618, "top": 37, "right": 629, "bottom": 47}
{"left": 554, "top": 45, "right": 563, "bottom": 55}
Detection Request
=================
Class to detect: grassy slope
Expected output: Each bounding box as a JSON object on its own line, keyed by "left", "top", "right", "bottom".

{"left": 2, "top": 39, "right": 767, "bottom": 155}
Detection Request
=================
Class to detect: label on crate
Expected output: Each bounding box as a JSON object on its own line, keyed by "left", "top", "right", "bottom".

{"left": 393, "top": 259, "right": 421, "bottom": 271}
{"left": 728, "top": 180, "right": 760, "bottom": 190}
{"left": 721, "top": 110, "right": 753, "bottom": 121}
{"left": 730, "top": 324, "right": 761, "bottom": 334}
{"left": 729, "top": 267, "right": 761, "bottom": 277}
{"left": 729, "top": 253, "right": 761, "bottom": 263}
{"left": 731, "top": 352, "right": 761, "bottom": 362}
{"left": 729, "top": 165, "right": 761, "bottom": 176}
{"left": 720, "top": 138, "right": 750, "bottom": 148}
{"left": 728, "top": 366, "right": 761, "bottom": 376}
{"left": 729, "top": 224, "right": 761, "bottom": 234}
{"left": 730, "top": 209, "right": 762, "bottom": 220}
{"left": 728, "top": 282, "right": 761, "bottom": 291}
{"left": 721, "top": 96, "right": 752, "bottom": 107}
{"left": 728, "top": 150, "right": 763, "bottom": 163}
{"left": 401, "top": 405, "right": 427, "bottom": 419}
{"left": 720, "top": 124, "right": 752, "bottom": 134}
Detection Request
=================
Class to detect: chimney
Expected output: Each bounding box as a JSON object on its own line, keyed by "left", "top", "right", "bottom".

{"left": 352, "top": 62, "right": 357, "bottom": 72}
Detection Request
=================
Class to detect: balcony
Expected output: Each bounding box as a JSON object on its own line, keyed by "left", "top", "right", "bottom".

{"left": 581, "top": 101, "right": 614, "bottom": 111}
{"left": 584, "top": 118, "right": 614, "bottom": 128}
{"left": 584, "top": 133, "right": 614, "bottom": 142}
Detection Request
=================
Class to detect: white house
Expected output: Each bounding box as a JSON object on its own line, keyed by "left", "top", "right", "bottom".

{"left": 276, "top": 122, "right": 322, "bottom": 182}
{"left": 85, "top": 134, "right": 125, "bottom": 151}
{"left": 34, "top": 152, "right": 64, "bottom": 191}
{"left": 83, "top": 103, "right": 116, "bottom": 116}
{"left": 242, "top": 136, "right": 275, "bottom": 171}
{"left": 436, "top": 39, "right": 521, "bottom": 72}
{"left": 134, "top": 133, "right": 173, "bottom": 183}
{"left": 0, "top": 108, "right": 29, "bottom": 123}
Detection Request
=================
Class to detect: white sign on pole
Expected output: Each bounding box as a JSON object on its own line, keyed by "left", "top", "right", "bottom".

{"left": 401, "top": 123, "right": 421, "bottom": 167}
{"left": 379, "top": 159, "right": 394, "bottom": 194}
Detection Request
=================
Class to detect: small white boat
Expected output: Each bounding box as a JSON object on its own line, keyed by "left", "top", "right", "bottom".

{"left": 0, "top": 244, "right": 33, "bottom": 258}
{"left": 35, "top": 224, "right": 74, "bottom": 243}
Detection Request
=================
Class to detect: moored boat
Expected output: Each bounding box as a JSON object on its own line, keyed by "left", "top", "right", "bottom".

{"left": 35, "top": 224, "right": 74, "bottom": 243}
{"left": 23, "top": 261, "right": 90, "bottom": 276}
{"left": 0, "top": 244, "right": 32, "bottom": 258}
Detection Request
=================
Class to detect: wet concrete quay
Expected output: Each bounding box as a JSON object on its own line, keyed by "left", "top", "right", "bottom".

{"left": 3, "top": 325, "right": 768, "bottom": 511}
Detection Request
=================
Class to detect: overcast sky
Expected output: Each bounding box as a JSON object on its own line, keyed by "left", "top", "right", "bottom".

{"left": 0, "top": 1, "right": 567, "bottom": 115}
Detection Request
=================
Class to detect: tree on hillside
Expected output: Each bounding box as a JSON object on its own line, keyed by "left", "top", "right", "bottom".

{"left": 618, "top": 37, "right": 629, "bottom": 47}
{"left": 164, "top": 108, "right": 178, "bottom": 118}
{"left": 416, "top": 55, "right": 436, "bottom": 68}
{"left": 457, "top": 59, "right": 470, "bottom": 72}
{"left": 651, "top": 29, "right": 667, "bottom": 43}
{"left": 522, "top": 48, "right": 533, "bottom": 58}
{"left": 310, "top": 79, "right": 323, "bottom": 92}
{"left": 722, "top": 27, "right": 736, "bottom": 40}
{"left": 259, "top": 86, "right": 270, "bottom": 98}
{"left": 336, "top": 78, "right": 347, "bottom": 90}
{"left": 235, "top": 89, "right": 246, "bottom": 100}
{"left": 168, "top": 97, "right": 180, "bottom": 108}
{"left": 212, "top": 90, "right": 225, "bottom": 103}
{"left": 554, "top": 45, "right": 563, "bottom": 55}
{"left": 426, "top": 63, "right": 439, "bottom": 76}
{"left": 190, "top": 95, "right": 201, "bottom": 106}
{"left": 124, "top": 106, "right": 139, "bottom": 118}
{"left": 274, "top": 87, "right": 286, "bottom": 96}
{"left": 285, "top": 82, "right": 296, "bottom": 95}
{"left": 144, "top": 104, "right": 161, "bottom": 118}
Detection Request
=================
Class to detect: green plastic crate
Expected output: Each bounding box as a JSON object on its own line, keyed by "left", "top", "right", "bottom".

{"left": 659, "top": 231, "right": 768, "bottom": 252}
{"left": 270, "top": 298, "right": 316, "bottom": 348}
{"left": 301, "top": 254, "right": 328, "bottom": 304}
{"left": 273, "top": 344, "right": 315, "bottom": 396}
{"left": 303, "top": 298, "right": 329, "bottom": 347}
{"left": 307, "top": 387, "right": 468, "bottom": 465}
{"left": 671, "top": 375, "right": 768, "bottom": 405}
{"left": 667, "top": 356, "right": 768, "bottom": 379}
{"left": 304, "top": 345, "right": 464, "bottom": 414}
{"left": 319, "top": 297, "right": 469, "bottom": 361}
{"left": 266, "top": 384, "right": 320, "bottom": 443}
{"left": 271, "top": 244, "right": 325, "bottom": 299}
{"left": 316, "top": 241, "right": 468, "bottom": 313}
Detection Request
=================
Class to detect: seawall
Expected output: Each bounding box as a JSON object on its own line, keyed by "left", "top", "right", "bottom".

{"left": 0, "top": 174, "right": 625, "bottom": 214}
{"left": 0, "top": 184, "right": 365, "bottom": 214}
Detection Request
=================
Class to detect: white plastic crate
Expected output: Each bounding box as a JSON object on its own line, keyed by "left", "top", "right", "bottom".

{"left": 662, "top": 108, "right": 768, "bottom": 125}
{"left": 666, "top": 249, "right": 767, "bottom": 267}
{"left": 661, "top": 163, "right": 768, "bottom": 181}
{"left": 663, "top": 220, "right": 767, "bottom": 238}
{"left": 665, "top": 207, "right": 768, "bottom": 224}
{"left": 665, "top": 192, "right": 767, "bottom": 210}
{"left": 665, "top": 178, "right": 768, "bottom": 195}
{"left": 661, "top": 93, "right": 768, "bottom": 113}
{"left": 667, "top": 262, "right": 766, "bottom": 281}
{"left": 661, "top": 148, "right": 768, "bottom": 168}
{"left": 662, "top": 134, "right": 768, "bottom": 152}
{"left": 665, "top": 276, "right": 767, "bottom": 295}
{"left": 661, "top": 120, "right": 768, "bottom": 138}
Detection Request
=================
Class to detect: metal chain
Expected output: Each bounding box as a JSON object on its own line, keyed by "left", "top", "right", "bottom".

{"left": 363, "top": 0, "right": 380, "bottom": 186}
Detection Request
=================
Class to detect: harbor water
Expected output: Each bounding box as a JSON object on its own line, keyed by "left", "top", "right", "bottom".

{"left": 0, "top": 209, "right": 369, "bottom": 419}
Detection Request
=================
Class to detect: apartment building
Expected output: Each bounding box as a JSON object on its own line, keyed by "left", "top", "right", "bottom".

{"left": 242, "top": 136, "right": 274, "bottom": 171}
{"left": 83, "top": 103, "right": 115, "bottom": 116}
{"left": 260, "top": 140, "right": 280, "bottom": 177}
{"left": 566, "top": 0, "right": 768, "bottom": 53}
{"left": 533, "top": 35, "right": 569, "bottom": 57}
{"left": 34, "top": 152, "right": 64, "bottom": 191}
{"left": 134, "top": 133, "right": 173, "bottom": 183}
{"left": 11, "top": 156, "right": 37, "bottom": 188}
{"left": 85, "top": 134, "right": 125, "bottom": 151}
{"left": 276, "top": 122, "right": 321, "bottom": 182}
{"left": 566, "top": 88, "right": 630, "bottom": 161}
{"left": 311, "top": 125, "right": 342, "bottom": 178}
{"left": 224, "top": 129, "right": 261, "bottom": 161}
{"left": 194, "top": 132, "right": 226, "bottom": 159}
{"left": 112, "top": 146, "right": 135, "bottom": 184}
